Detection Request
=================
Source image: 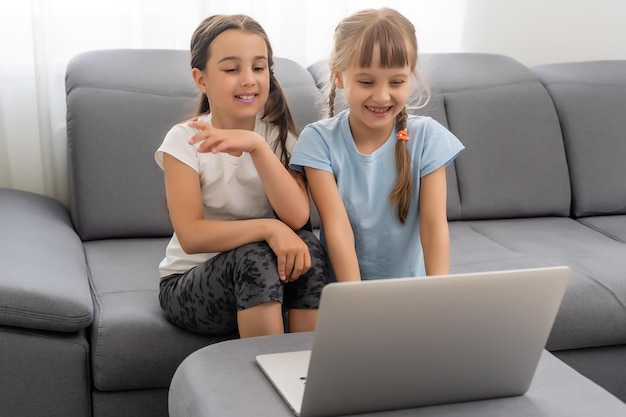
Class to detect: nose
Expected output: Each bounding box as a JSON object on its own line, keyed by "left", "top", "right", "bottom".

{"left": 372, "top": 84, "right": 390, "bottom": 103}
{"left": 240, "top": 67, "right": 256, "bottom": 87}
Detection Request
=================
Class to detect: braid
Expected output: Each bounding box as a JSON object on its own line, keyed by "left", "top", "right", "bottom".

{"left": 327, "top": 71, "right": 337, "bottom": 118}
{"left": 389, "top": 108, "right": 412, "bottom": 224}
{"left": 263, "top": 71, "right": 297, "bottom": 169}
{"left": 194, "top": 92, "right": 210, "bottom": 118}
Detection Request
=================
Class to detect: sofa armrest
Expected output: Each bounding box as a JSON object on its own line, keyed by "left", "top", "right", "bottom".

{"left": 0, "top": 189, "right": 93, "bottom": 332}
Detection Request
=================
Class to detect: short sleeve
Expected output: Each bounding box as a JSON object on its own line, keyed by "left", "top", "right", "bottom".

{"left": 417, "top": 118, "right": 464, "bottom": 178}
{"left": 289, "top": 124, "right": 333, "bottom": 176}
{"left": 155, "top": 123, "right": 200, "bottom": 173}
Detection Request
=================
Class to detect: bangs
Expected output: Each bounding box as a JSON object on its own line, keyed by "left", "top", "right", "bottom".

{"left": 356, "top": 22, "right": 413, "bottom": 69}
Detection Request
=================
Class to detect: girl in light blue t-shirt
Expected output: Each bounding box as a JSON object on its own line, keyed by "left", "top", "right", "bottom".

{"left": 290, "top": 8, "right": 464, "bottom": 281}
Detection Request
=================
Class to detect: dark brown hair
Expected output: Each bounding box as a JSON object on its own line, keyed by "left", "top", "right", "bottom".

{"left": 190, "top": 14, "right": 297, "bottom": 168}
{"left": 328, "top": 8, "right": 428, "bottom": 223}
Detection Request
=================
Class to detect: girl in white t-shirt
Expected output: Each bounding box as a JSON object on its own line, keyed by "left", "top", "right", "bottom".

{"left": 155, "top": 14, "right": 328, "bottom": 338}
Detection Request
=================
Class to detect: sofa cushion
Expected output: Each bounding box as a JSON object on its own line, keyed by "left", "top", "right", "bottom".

{"left": 450, "top": 218, "right": 626, "bottom": 351}
{"left": 422, "top": 54, "right": 571, "bottom": 221}
{"left": 577, "top": 215, "right": 626, "bottom": 243}
{"left": 85, "top": 238, "right": 238, "bottom": 391}
{"left": 66, "top": 50, "right": 194, "bottom": 241}
{"left": 532, "top": 61, "right": 626, "bottom": 218}
{"left": 0, "top": 189, "right": 92, "bottom": 332}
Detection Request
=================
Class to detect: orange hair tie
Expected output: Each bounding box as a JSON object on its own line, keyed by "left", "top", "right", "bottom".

{"left": 397, "top": 130, "right": 409, "bottom": 141}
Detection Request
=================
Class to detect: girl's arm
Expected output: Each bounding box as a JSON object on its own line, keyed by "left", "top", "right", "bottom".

{"left": 188, "top": 121, "right": 309, "bottom": 230}
{"left": 163, "top": 153, "right": 310, "bottom": 281}
{"left": 305, "top": 167, "right": 361, "bottom": 282}
{"left": 249, "top": 140, "right": 310, "bottom": 229}
{"left": 419, "top": 166, "right": 451, "bottom": 276}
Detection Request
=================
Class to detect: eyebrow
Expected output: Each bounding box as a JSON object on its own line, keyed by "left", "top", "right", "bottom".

{"left": 217, "top": 55, "right": 268, "bottom": 64}
{"left": 354, "top": 72, "right": 409, "bottom": 78}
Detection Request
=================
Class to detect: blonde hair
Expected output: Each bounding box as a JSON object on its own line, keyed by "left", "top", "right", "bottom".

{"left": 328, "top": 8, "right": 428, "bottom": 224}
{"left": 190, "top": 14, "right": 297, "bottom": 168}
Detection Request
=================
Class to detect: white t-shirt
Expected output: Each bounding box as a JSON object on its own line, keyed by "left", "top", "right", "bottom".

{"left": 155, "top": 113, "right": 297, "bottom": 277}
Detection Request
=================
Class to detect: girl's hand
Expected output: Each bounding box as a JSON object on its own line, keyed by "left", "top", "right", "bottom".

{"left": 266, "top": 221, "right": 312, "bottom": 282}
{"left": 187, "top": 120, "right": 264, "bottom": 154}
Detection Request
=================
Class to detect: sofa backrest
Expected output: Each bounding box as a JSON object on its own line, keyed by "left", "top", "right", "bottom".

{"left": 420, "top": 53, "right": 572, "bottom": 221}
{"left": 65, "top": 49, "right": 323, "bottom": 241}
{"left": 532, "top": 61, "right": 626, "bottom": 218}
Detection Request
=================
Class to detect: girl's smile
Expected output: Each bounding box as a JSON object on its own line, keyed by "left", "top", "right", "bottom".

{"left": 365, "top": 105, "right": 393, "bottom": 117}
{"left": 236, "top": 94, "right": 257, "bottom": 103}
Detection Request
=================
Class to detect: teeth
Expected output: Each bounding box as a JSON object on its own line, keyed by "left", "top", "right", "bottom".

{"left": 238, "top": 95, "right": 255, "bottom": 100}
{"left": 367, "top": 106, "right": 390, "bottom": 113}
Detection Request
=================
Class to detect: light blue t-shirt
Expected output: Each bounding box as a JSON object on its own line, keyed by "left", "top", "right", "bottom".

{"left": 290, "top": 110, "right": 464, "bottom": 280}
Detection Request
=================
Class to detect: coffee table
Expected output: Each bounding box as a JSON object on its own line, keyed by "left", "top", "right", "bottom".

{"left": 169, "top": 332, "right": 626, "bottom": 416}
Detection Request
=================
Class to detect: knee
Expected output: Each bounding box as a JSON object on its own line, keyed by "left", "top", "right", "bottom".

{"left": 237, "top": 241, "right": 276, "bottom": 266}
{"left": 231, "top": 242, "right": 281, "bottom": 286}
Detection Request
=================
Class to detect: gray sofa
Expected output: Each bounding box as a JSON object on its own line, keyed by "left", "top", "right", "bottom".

{"left": 0, "top": 49, "right": 624, "bottom": 417}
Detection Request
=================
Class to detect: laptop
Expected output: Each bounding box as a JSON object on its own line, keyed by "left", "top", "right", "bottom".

{"left": 256, "top": 266, "right": 570, "bottom": 417}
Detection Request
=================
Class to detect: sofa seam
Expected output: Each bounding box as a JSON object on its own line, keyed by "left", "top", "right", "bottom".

{"left": 0, "top": 325, "right": 90, "bottom": 349}
{"left": 575, "top": 218, "right": 626, "bottom": 243}
{"left": 466, "top": 223, "right": 518, "bottom": 253}
{"left": 95, "top": 289, "right": 159, "bottom": 296}
{"left": 539, "top": 81, "right": 626, "bottom": 90}
{"left": 84, "top": 256, "right": 107, "bottom": 391}
{"left": 0, "top": 307, "right": 92, "bottom": 325}
{"left": 565, "top": 261, "right": 626, "bottom": 310}
{"left": 431, "top": 79, "right": 540, "bottom": 95}
{"left": 67, "top": 85, "right": 197, "bottom": 99}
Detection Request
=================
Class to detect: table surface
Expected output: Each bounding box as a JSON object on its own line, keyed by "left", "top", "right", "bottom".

{"left": 169, "top": 332, "right": 626, "bottom": 417}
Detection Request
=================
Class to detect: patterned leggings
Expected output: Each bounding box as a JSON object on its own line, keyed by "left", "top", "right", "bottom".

{"left": 159, "top": 229, "right": 329, "bottom": 335}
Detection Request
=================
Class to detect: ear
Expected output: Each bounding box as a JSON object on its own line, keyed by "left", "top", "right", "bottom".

{"left": 191, "top": 68, "right": 206, "bottom": 93}
{"left": 332, "top": 66, "right": 344, "bottom": 89}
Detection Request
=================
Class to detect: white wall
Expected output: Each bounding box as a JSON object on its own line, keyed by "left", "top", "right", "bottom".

{"left": 460, "top": 0, "right": 626, "bottom": 67}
